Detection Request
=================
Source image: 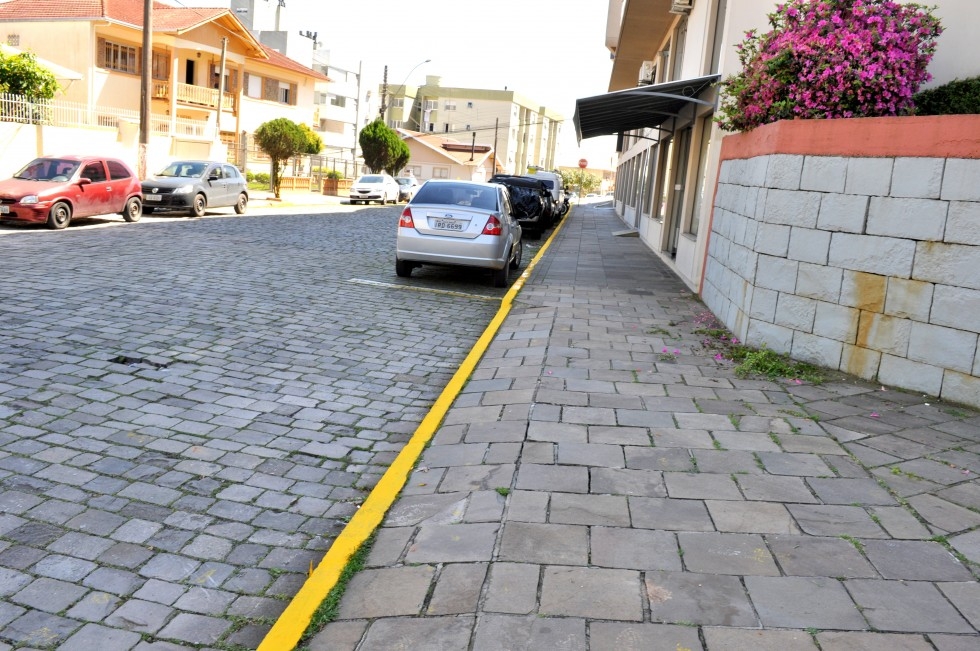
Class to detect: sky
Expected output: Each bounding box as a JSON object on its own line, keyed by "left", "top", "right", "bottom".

{"left": 291, "top": 0, "right": 620, "bottom": 170}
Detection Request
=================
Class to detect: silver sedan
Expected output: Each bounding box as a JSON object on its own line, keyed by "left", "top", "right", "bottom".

{"left": 395, "top": 179, "right": 523, "bottom": 287}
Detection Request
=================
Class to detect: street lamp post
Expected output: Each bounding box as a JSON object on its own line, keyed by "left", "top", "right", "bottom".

{"left": 383, "top": 59, "right": 430, "bottom": 129}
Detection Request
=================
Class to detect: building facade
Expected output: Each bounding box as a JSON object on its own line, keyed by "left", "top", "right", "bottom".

{"left": 386, "top": 75, "right": 562, "bottom": 176}
{"left": 577, "top": 0, "right": 979, "bottom": 292}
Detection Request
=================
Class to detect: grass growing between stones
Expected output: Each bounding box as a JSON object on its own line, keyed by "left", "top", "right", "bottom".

{"left": 296, "top": 534, "right": 376, "bottom": 650}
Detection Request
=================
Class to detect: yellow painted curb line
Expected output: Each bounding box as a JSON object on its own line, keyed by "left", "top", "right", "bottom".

{"left": 258, "top": 210, "right": 573, "bottom": 650}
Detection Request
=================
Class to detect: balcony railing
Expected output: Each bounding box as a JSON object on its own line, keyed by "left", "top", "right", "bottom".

{"left": 152, "top": 81, "right": 236, "bottom": 111}
{"left": 0, "top": 93, "right": 215, "bottom": 140}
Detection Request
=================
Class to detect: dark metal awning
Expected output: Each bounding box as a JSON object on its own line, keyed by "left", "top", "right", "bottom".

{"left": 573, "top": 74, "right": 721, "bottom": 142}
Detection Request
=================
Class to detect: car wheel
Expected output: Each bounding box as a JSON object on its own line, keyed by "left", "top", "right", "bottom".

{"left": 509, "top": 239, "right": 523, "bottom": 270}
{"left": 350, "top": 199, "right": 359, "bottom": 205}
{"left": 395, "top": 259, "right": 413, "bottom": 277}
{"left": 122, "top": 197, "right": 142, "bottom": 222}
{"left": 143, "top": 206, "right": 155, "bottom": 215}
{"left": 46, "top": 201, "right": 71, "bottom": 230}
{"left": 378, "top": 194, "right": 386, "bottom": 205}
{"left": 234, "top": 193, "right": 247, "bottom": 215}
{"left": 191, "top": 194, "right": 206, "bottom": 217}
{"left": 492, "top": 264, "right": 509, "bottom": 288}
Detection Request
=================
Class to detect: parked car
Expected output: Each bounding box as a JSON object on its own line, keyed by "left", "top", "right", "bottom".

{"left": 488, "top": 174, "right": 553, "bottom": 238}
{"left": 0, "top": 155, "right": 143, "bottom": 229}
{"left": 141, "top": 161, "right": 247, "bottom": 217}
{"left": 526, "top": 169, "right": 568, "bottom": 217}
{"left": 395, "top": 176, "right": 420, "bottom": 202}
{"left": 395, "top": 179, "right": 523, "bottom": 287}
{"left": 350, "top": 173, "right": 400, "bottom": 205}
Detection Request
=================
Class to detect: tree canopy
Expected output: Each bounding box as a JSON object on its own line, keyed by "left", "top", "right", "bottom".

{"left": 359, "top": 119, "right": 410, "bottom": 174}
{"left": 298, "top": 122, "right": 324, "bottom": 155}
{"left": 0, "top": 51, "right": 59, "bottom": 99}
{"left": 254, "top": 118, "right": 306, "bottom": 198}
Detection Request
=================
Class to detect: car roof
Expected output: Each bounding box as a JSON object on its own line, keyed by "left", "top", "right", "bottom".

{"left": 489, "top": 175, "right": 547, "bottom": 189}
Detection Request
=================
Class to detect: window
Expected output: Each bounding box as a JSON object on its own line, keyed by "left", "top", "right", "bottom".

{"left": 278, "top": 82, "right": 290, "bottom": 104}
{"left": 688, "top": 117, "right": 714, "bottom": 236}
{"left": 329, "top": 94, "right": 346, "bottom": 108}
{"left": 423, "top": 100, "right": 437, "bottom": 110}
{"left": 7, "top": 34, "right": 19, "bottom": 46}
{"left": 445, "top": 101, "right": 456, "bottom": 111}
{"left": 106, "top": 160, "right": 132, "bottom": 180}
{"left": 151, "top": 51, "right": 169, "bottom": 81}
{"left": 392, "top": 97, "right": 404, "bottom": 109}
{"left": 432, "top": 167, "right": 449, "bottom": 179}
{"left": 223, "top": 165, "right": 241, "bottom": 179}
{"left": 82, "top": 162, "right": 107, "bottom": 183}
{"left": 102, "top": 39, "right": 138, "bottom": 74}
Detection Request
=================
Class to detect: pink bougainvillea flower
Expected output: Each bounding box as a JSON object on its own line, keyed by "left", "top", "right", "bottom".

{"left": 714, "top": 353, "right": 724, "bottom": 361}
{"left": 870, "top": 412, "right": 880, "bottom": 418}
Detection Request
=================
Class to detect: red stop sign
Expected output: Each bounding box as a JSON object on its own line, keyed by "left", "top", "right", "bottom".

{"left": 578, "top": 159, "right": 588, "bottom": 168}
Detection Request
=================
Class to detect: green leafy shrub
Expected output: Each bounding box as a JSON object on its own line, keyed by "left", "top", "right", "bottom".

{"left": 326, "top": 169, "right": 344, "bottom": 179}
{"left": 912, "top": 76, "right": 980, "bottom": 115}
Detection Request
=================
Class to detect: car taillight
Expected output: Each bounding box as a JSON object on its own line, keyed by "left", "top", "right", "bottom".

{"left": 399, "top": 207, "right": 414, "bottom": 228}
{"left": 482, "top": 214, "right": 502, "bottom": 236}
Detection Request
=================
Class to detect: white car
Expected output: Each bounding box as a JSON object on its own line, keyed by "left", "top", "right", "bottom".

{"left": 395, "top": 176, "right": 420, "bottom": 202}
{"left": 349, "top": 173, "right": 400, "bottom": 205}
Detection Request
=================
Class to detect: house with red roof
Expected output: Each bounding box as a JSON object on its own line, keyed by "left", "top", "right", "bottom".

{"left": 0, "top": 0, "right": 327, "bottom": 168}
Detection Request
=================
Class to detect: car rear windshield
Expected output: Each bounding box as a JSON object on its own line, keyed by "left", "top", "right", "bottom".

{"left": 415, "top": 183, "right": 498, "bottom": 211}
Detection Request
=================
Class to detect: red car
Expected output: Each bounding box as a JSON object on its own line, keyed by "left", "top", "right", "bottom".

{"left": 0, "top": 156, "right": 143, "bottom": 229}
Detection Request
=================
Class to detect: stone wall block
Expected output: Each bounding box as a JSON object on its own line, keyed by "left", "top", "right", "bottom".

{"left": 792, "top": 332, "right": 844, "bottom": 368}
{"left": 913, "top": 242, "right": 980, "bottom": 291}
{"left": 787, "top": 227, "right": 831, "bottom": 264}
{"left": 828, "top": 233, "right": 914, "bottom": 277}
{"left": 763, "top": 189, "right": 821, "bottom": 227}
{"left": 840, "top": 271, "right": 886, "bottom": 312}
{"left": 755, "top": 223, "right": 791, "bottom": 257}
{"left": 756, "top": 255, "right": 799, "bottom": 293}
{"left": 878, "top": 355, "right": 944, "bottom": 396}
{"left": 801, "top": 156, "right": 847, "bottom": 193}
{"left": 944, "top": 201, "right": 980, "bottom": 245}
{"left": 746, "top": 155, "right": 770, "bottom": 187}
{"left": 941, "top": 159, "right": 980, "bottom": 201}
{"left": 942, "top": 370, "right": 980, "bottom": 408}
{"left": 813, "top": 302, "right": 859, "bottom": 343}
{"left": 857, "top": 312, "right": 912, "bottom": 357}
{"left": 797, "top": 263, "right": 843, "bottom": 303}
{"left": 749, "top": 287, "right": 778, "bottom": 322}
{"left": 817, "top": 193, "right": 869, "bottom": 233}
{"left": 866, "top": 197, "right": 947, "bottom": 241}
{"left": 891, "top": 157, "right": 944, "bottom": 198}
{"left": 931, "top": 285, "right": 980, "bottom": 334}
{"left": 718, "top": 161, "right": 735, "bottom": 184}
{"left": 774, "top": 294, "right": 817, "bottom": 332}
{"left": 765, "top": 154, "right": 804, "bottom": 190}
{"left": 746, "top": 319, "right": 795, "bottom": 354}
{"left": 907, "top": 322, "right": 978, "bottom": 374}
{"left": 845, "top": 157, "right": 893, "bottom": 196}
{"left": 841, "top": 344, "right": 882, "bottom": 380}
{"left": 884, "top": 278, "right": 934, "bottom": 322}
{"left": 742, "top": 217, "right": 759, "bottom": 248}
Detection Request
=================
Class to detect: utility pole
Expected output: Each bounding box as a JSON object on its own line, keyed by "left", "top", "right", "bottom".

{"left": 469, "top": 132, "right": 476, "bottom": 161}
{"left": 378, "top": 65, "right": 388, "bottom": 119}
{"left": 217, "top": 37, "right": 227, "bottom": 133}
{"left": 352, "top": 60, "right": 362, "bottom": 172}
{"left": 492, "top": 118, "right": 498, "bottom": 175}
{"left": 138, "top": 0, "right": 152, "bottom": 178}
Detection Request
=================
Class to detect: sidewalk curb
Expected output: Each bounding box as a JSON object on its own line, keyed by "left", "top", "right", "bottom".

{"left": 257, "top": 212, "right": 573, "bottom": 650}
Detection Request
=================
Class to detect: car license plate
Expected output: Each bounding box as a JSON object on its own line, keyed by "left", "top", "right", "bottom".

{"left": 0, "top": 205, "right": 8, "bottom": 214}
{"left": 433, "top": 219, "right": 463, "bottom": 231}
{"left": 144, "top": 195, "right": 162, "bottom": 202}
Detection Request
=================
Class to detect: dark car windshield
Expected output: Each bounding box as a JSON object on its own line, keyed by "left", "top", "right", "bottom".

{"left": 414, "top": 183, "right": 498, "bottom": 211}
{"left": 155, "top": 162, "right": 207, "bottom": 178}
{"left": 13, "top": 159, "right": 80, "bottom": 181}
{"left": 396, "top": 178, "right": 414, "bottom": 186}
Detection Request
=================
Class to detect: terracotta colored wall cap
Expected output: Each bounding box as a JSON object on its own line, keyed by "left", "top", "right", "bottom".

{"left": 720, "top": 115, "right": 980, "bottom": 161}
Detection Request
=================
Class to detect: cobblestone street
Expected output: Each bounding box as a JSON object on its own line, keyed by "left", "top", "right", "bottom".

{"left": 0, "top": 208, "right": 505, "bottom": 649}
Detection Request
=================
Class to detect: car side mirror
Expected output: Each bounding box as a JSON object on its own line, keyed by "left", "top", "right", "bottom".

{"left": 78, "top": 178, "right": 91, "bottom": 186}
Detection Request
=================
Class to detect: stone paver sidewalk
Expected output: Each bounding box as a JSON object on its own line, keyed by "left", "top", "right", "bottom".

{"left": 309, "top": 201, "right": 980, "bottom": 650}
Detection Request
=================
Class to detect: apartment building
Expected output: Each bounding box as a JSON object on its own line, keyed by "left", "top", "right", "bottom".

{"left": 575, "top": 0, "right": 978, "bottom": 292}
{"left": 386, "top": 75, "right": 562, "bottom": 176}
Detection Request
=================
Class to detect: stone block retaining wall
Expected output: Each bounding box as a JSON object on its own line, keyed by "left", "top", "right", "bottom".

{"left": 702, "top": 116, "right": 980, "bottom": 409}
